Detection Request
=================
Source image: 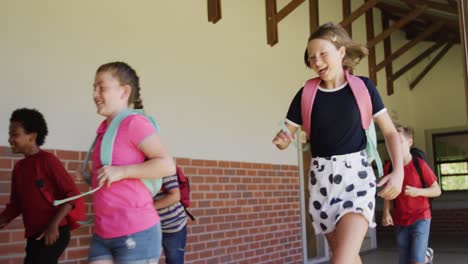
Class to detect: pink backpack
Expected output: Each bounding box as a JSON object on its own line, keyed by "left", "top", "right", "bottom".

{"left": 301, "top": 70, "right": 383, "bottom": 176}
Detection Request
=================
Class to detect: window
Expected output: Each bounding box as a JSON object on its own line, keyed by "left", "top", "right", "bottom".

{"left": 433, "top": 131, "right": 468, "bottom": 191}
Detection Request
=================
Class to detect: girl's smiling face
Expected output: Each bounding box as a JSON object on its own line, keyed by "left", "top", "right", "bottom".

{"left": 307, "top": 38, "right": 345, "bottom": 86}
{"left": 93, "top": 71, "right": 129, "bottom": 118}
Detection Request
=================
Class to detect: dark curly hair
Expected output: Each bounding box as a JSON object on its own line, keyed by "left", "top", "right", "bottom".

{"left": 10, "top": 108, "right": 48, "bottom": 146}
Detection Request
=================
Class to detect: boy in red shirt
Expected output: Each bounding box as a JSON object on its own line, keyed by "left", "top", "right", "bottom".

{"left": 382, "top": 125, "right": 441, "bottom": 264}
{"left": 0, "top": 108, "right": 83, "bottom": 264}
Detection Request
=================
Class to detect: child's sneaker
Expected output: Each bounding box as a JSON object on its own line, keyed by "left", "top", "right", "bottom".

{"left": 426, "top": 247, "right": 434, "bottom": 264}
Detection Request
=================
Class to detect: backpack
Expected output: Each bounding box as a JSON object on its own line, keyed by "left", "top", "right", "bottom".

{"left": 387, "top": 147, "right": 431, "bottom": 189}
{"left": 387, "top": 147, "right": 433, "bottom": 209}
{"left": 301, "top": 70, "right": 383, "bottom": 176}
{"left": 158, "top": 166, "right": 195, "bottom": 221}
{"left": 175, "top": 166, "right": 191, "bottom": 208}
{"left": 53, "top": 109, "right": 163, "bottom": 207}
{"left": 35, "top": 162, "right": 86, "bottom": 230}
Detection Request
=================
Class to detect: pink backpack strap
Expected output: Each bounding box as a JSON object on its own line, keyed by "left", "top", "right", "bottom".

{"left": 345, "top": 70, "right": 372, "bottom": 130}
{"left": 301, "top": 78, "right": 321, "bottom": 138}
{"left": 301, "top": 71, "right": 372, "bottom": 138}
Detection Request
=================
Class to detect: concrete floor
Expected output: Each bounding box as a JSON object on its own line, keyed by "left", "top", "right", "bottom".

{"left": 360, "top": 233, "right": 468, "bottom": 264}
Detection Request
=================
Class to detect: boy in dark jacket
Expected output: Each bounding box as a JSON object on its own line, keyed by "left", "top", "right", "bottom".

{"left": 0, "top": 108, "right": 83, "bottom": 264}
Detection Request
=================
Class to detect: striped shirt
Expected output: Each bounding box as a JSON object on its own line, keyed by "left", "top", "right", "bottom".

{"left": 154, "top": 175, "right": 187, "bottom": 233}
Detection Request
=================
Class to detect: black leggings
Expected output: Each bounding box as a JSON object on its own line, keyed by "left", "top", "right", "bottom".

{"left": 24, "top": 225, "right": 70, "bottom": 264}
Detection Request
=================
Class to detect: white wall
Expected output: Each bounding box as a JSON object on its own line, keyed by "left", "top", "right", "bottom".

{"left": 0, "top": 0, "right": 314, "bottom": 164}
{"left": 1, "top": 0, "right": 466, "bottom": 165}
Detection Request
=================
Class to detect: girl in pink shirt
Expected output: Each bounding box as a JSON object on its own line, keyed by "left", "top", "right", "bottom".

{"left": 88, "top": 61, "right": 175, "bottom": 264}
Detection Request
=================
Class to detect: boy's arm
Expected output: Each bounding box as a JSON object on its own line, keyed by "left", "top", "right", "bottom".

{"left": 375, "top": 112, "right": 404, "bottom": 200}
{"left": 405, "top": 181, "right": 441, "bottom": 198}
{"left": 154, "top": 188, "right": 181, "bottom": 209}
{"left": 382, "top": 199, "right": 393, "bottom": 226}
{"left": 383, "top": 198, "right": 392, "bottom": 212}
{"left": 47, "top": 154, "right": 81, "bottom": 205}
{"left": 37, "top": 203, "right": 72, "bottom": 245}
{"left": 39, "top": 155, "right": 79, "bottom": 245}
{"left": 405, "top": 160, "right": 441, "bottom": 198}
{"left": 381, "top": 199, "right": 394, "bottom": 226}
{"left": 419, "top": 181, "right": 442, "bottom": 197}
{"left": 154, "top": 175, "right": 181, "bottom": 209}
{"left": 1, "top": 173, "right": 21, "bottom": 227}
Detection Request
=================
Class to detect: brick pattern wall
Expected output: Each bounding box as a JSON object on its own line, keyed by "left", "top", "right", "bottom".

{"left": 376, "top": 209, "right": 468, "bottom": 235}
{"left": 0, "top": 146, "right": 303, "bottom": 264}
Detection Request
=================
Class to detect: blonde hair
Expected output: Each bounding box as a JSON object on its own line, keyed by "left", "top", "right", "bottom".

{"left": 395, "top": 124, "right": 414, "bottom": 140}
{"left": 304, "top": 22, "right": 368, "bottom": 70}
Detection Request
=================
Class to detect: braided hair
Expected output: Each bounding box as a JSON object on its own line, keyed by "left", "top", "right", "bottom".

{"left": 96, "top": 62, "right": 144, "bottom": 109}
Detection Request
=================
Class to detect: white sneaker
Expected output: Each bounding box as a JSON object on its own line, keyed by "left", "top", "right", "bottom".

{"left": 426, "top": 247, "right": 434, "bottom": 264}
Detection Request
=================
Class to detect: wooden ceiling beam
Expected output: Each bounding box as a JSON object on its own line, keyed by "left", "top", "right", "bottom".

{"left": 367, "top": 4, "right": 427, "bottom": 48}
{"left": 410, "top": 41, "right": 454, "bottom": 89}
{"left": 277, "top": 0, "right": 306, "bottom": 22}
{"left": 447, "top": 0, "right": 458, "bottom": 9}
{"left": 366, "top": 7, "right": 377, "bottom": 84}
{"left": 404, "top": 0, "right": 457, "bottom": 14}
{"left": 266, "top": 0, "right": 306, "bottom": 46}
{"left": 402, "top": 0, "right": 416, "bottom": 9}
{"left": 392, "top": 40, "right": 445, "bottom": 81}
{"left": 207, "top": 0, "right": 222, "bottom": 23}
{"left": 382, "top": 13, "right": 459, "bottom": 41}
{"left": 376, "top": 2, "right": 458, "bottom": 27}
{"left": 309, "top": 0, "right": 319, "bottom": 34}
{"left": 382, "top": 14, "right": 394, "bottom": 96}
{"left": 339, "top": 0, "right": 379, "bottom": 28}
{"left": 343, "top": 0, "right": 352, "bottom": 36}
{"left": 375, "top": 21, "right": 444, "bottom": 72}
{"left": 458, "top": 0, "right": 468, "bottom": 122}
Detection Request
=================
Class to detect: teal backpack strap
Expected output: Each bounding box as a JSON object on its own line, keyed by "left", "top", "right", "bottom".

{"left": 132, "top": 110, "right": 162, "bottom": 195}
{"left": 365, "top": 120, "right": 383, "bottom": 177}
{"left": 101, "top": 109, "right": 135, "bottom": 165}
{"left": 53, "top": 136, "right": 104, "bottom": 206}
{"left": 346, "top": 71, "right": 383, "bottom": 177}
{"left": 101, "top": 109, "right": 162, "bottom": 196}
{"left": 133, "top": 109, "right": 160, "bottom": 133}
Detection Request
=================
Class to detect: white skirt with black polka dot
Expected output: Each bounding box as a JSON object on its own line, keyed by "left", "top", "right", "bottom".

{"left": 308, "top": 150, "right": 377, "bottom": 234}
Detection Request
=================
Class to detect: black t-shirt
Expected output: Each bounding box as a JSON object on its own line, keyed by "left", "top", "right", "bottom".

{"left": 286, "top": 76, "right": 385, "bottom": 157}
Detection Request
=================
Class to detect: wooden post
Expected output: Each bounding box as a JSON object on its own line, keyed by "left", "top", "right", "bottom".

{"left": 458, "top": 0, "right": 468, "bottom": 122}
{"left": 375, "top": 21, "right": 444, "bottom": 72}
{"left": 309, "top": 0, "right": 319, "bottom": 34}
{"left": 207, "top": 0, "right": 222, "bottom": 23}
{"left": 382, "top": 14, "right": 394, "bottom": 95}
{"left": 339, "top": 0, "right": 379, "bottom": 28}
{"left": 266, "top": 0, "right": 306, "bottom": 46}
{"left": 392, "top": 40, "right": 445, "bottom": 81}
{"left": 366, "top": 6, "right": 377, "bottom": 84}
{"left": 410, "top": 41, "right": 454, "bottom": 89}
{"left": 343, "top": 0, "right": 352, "bottom": 36}
{"left": 368, "top": 5, "right": 427, "bottom": 48}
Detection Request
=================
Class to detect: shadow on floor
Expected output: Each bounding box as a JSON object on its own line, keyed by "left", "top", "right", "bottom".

{"left": 360, "top": 233, "right": 468, "bottom": 264}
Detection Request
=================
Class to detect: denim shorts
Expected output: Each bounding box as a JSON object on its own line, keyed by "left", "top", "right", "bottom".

{"left": 88, "top": 223, "right": 162, "bottom": 264}
{"left": 395, "top": 219, "right": 431, "bottom": 264}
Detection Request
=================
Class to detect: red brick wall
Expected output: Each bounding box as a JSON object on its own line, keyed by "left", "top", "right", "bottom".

{"left": 0, "top": 146, "right": 303, "bottom": 264}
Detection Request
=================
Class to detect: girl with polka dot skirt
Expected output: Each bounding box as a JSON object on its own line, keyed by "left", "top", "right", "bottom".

{"left": 273, "top": 23, "right": 404, "bottom": 264}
